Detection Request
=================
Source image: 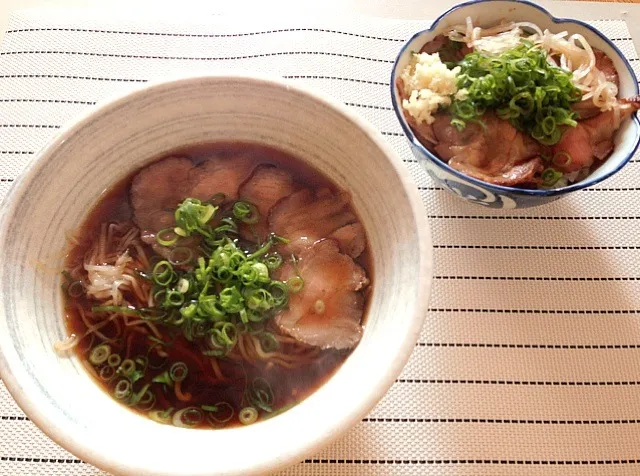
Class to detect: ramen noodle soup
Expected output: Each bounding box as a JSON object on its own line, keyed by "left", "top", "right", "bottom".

{"left": 58, "top": 142, "right": 372, "bottom": 429}
{"left": 397, "top": 18, "right": 640, "bottom": 189}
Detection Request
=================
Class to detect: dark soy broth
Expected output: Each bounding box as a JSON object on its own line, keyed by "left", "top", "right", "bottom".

{"left": 61, "top": 142, "right": 372, "bottom": 429}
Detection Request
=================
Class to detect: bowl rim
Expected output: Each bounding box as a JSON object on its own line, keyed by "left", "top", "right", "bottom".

{"left": 0, "top": 72, "right": 433, "bottom": 475}
{"left": 390, "top": 0, "right": 640, "bottom": 197}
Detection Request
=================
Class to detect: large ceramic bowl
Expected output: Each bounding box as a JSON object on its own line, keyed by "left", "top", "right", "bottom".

{"left": 391, "top": 0, "right": 640, "bottom": 209}
{"left": 0, "top": 74, "right": 432, "bottom": 475}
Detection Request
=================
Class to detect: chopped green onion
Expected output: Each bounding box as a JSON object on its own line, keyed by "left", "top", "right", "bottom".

{"left": 99, "top": 365, "right": 115, "bottom": 381}
{"left": 172, "top": 407, "right": 203, "bottom": 427}
{"left": 66, "top": 280, "right": 85, "bottom": 298}
{"left": 269, "top": 281, "right": 289, "bottom": 308}
{"left": 152, "top": 261, "right": 174, "bottom": 286}
{"left": 152, "top": 370, "right": 172, "bottom": 386}
{"left": 140, "top": 308, "right": 167, "bottom": 321}
{"left": 156, "top": 228, "right": 179, "bottom": 247}
{"left": 117, "top": 359, "right": 136, "bottom": 378}
{"left": 541, "top": 168, "right": 564, "bottom": 188}
{"left": 165, "top": 290, "right": 185, "bottom": 307}
{"left": 450, "top": 41, "right": 582, "bottom": 145}
{"left": 137, "top": 390, "right": 156, "bottom": 411}
{"left": 148, "top": 336, "right": 166, "bottom": 347}
{"left": 552, "top": 151, "right": 572, "bottom": 167}
{"left": 180, "top": 303, "right": 198, "bottom": 319}
{"left": 249, "top": 378, "right": 274, "bottom": 413}
{"left": 264, "top": 253, "right": 283, "bottom": 270}
{"left": 92, "top": 305, "right": 140, "bottom": 317}
{"left": 93, "top": 195, "right": 295, "bottom": 375}
{"left": 239, "top": 406, "right": 259, "bottom": 425}
{"left": 232, "top": 201, "right": 260, "bottom": 224}
{"left": 219, "top": 287, "right": 245, "bottom": 313}
{"left": 197, "top": 294, "right": 226, "bottom": 320}
{"left": 89, "top": 344, "right": 111, "bottom": 365}
{"left": 215, "top": 266, "right": 234, "bottom": 283}
{"left": 213, "top": 217, "right": 238, "bottom": 234}
{"left": 245, "top": 288, "right": 274, "bottom": 312}
{"left": 168, "top": 247, "right": 193, "bottom": 267}
{"left": 169, "top": 361, "right": 188, "bottom": 382}
{"left": 174, "top": 198, "right": 217, "bottom": 237}
{"left": 135, "top": 356, "right": 148, "bottom": 371}
{"left": 204, "top": 402, "right": 235, "bottom": 426}
{"left": 177, "top": 278, "right": 190, "bottom": 294}
{"left": 114, "top": 379, "right": 132, "bottom": 400}
{"left": 287, "top": 276, "right": 304, "bottom": 294}
{"left": 258, "top": 332, "right": 279, "bottom": 353}
{"left": 128, "top": 383, "right": 150, "bottom": 407}
{"left": 148, "top": 407, "right": 173, "bottom": 424}
{"left": 209, "top": 193, "right": 226, "bottom": 205}
{"left": 128, "top": 370, "right": 144, "bottom": 384}
{"left": 214, "top": 322, "right": 238, "bottom": 346}
{"left": 107, "top": 353, "right": 121, "bottom": 368}
{"left": 147, "top": 351, "right": 169, "bottom": 370}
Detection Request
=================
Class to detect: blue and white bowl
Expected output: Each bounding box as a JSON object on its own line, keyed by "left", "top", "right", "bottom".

{"left": 391, "top": 0, "right": 640, "bottom": 209}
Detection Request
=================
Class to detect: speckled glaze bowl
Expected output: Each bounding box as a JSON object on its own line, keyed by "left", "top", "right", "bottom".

{"left": 0, "top": 74, "right": 432, "bottom": 475}
{"left": 391, "top": 0, "right": 640, "bottom": 209}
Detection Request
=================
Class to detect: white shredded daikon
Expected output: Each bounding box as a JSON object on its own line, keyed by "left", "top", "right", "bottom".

{"left": 84, "top": 251, "right": 132, "bottom": 305}
{"left": 472, "top": 30, "right": 524, "bottom": 55}
{"left": 445, "top": 17, "right": 620, "bottom": 112}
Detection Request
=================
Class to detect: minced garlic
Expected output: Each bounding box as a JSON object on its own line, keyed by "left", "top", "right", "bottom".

{"left": 400, "top": 52, "right": 460, "bottom": 125}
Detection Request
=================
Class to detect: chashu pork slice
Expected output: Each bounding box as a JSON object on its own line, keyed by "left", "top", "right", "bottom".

{"left": 189, "top": 155, "right": 260, "bottom": 203}
{"left": 268, "top": 188, "right": 357, "bottom": 255}
{"left": 275, "top": 239, "right": 369, "bottom": 350}
{"left": 238, "top": 165, "right": 299, "bottom": 243}
{"left": 130, "top": 156, "right": 193, "bottom": 234}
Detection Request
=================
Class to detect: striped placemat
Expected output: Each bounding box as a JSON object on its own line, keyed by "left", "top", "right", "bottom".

{"left": 1, "top": 9, "right": 640, "bottom": 476}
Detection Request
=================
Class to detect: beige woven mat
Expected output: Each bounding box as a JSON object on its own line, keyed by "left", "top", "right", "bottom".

{"left": 1, "top": 9, "right": 640, "bottom": 476}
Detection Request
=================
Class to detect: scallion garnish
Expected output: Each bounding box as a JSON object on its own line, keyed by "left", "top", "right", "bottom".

{"left": 174, "top": 198, "right": 217, "bottom": 237}
{"left": 66, "top": 280, "right": 85, "bottom": 298}
{"left": 148, "top": 407, "right": 173, "bottom": 425}
{"left": 450, "top": 41, "right": 582, "bottom": 145}
{"left": 168, "top": 247, "right": 193, "bottom": 267}
{"left": 172, "top": 407, "right": 203, "bottom": 427}
{"left": 156, "top": 228, "right": 179, "bottom": 247}
{"left": 107, "top": 353, "right": 121, "bottom": 368}
{"left": 117, "top": 359, "right": 136, "bottom": 378}
{"left": 541, "top": 168, "right": 564, "bottom": 188}
{"left": 152, "top": 370, "right": 172, "bottom": 386}
{"left": 114, "top": 379, "right": 132, "bottom": 400}
{"left": 248, "top": 378, "right": 275, "bottom": 413}
{"left": 239, "top": 406, "right": 259, "bottom": 425}
{"left": 152, "top": 261, "right": 175, "bottom": 287}
{"left": 287, "top": 276, "right": 304, "bottom": 294}
{"left": 77, "top": 195, "right": 297, "bottom": 425}
{"left": 169, "top": 361, "right": 188, "bottom": 382}
{"left": 99, "top": 365, "right": 115, "bottom": 381}
{"left": 232, "top": 201, "right": 260, "bottom": 224}
{"left": 89, "top": 344, "right": 111, "bottom": 365}
{"left": 203, "top": 402, "right": 235, "bottom": 427}
{"left": 258, "top": 332, "right": 279, "bottom": 353}
{"left": 92, "top": 305, "right": 141, "bottom": 316}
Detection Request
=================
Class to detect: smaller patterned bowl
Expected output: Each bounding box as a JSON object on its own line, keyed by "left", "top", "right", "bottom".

{"left": 391, "top": 0, "right": 640, "bottom": 209}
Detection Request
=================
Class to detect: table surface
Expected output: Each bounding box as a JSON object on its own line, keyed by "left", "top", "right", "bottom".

{"left": 2, "top": 0, "right": 640, "bottom": 46}
{"left": 2, "top": 1, "right": 640, "bottom": 475}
